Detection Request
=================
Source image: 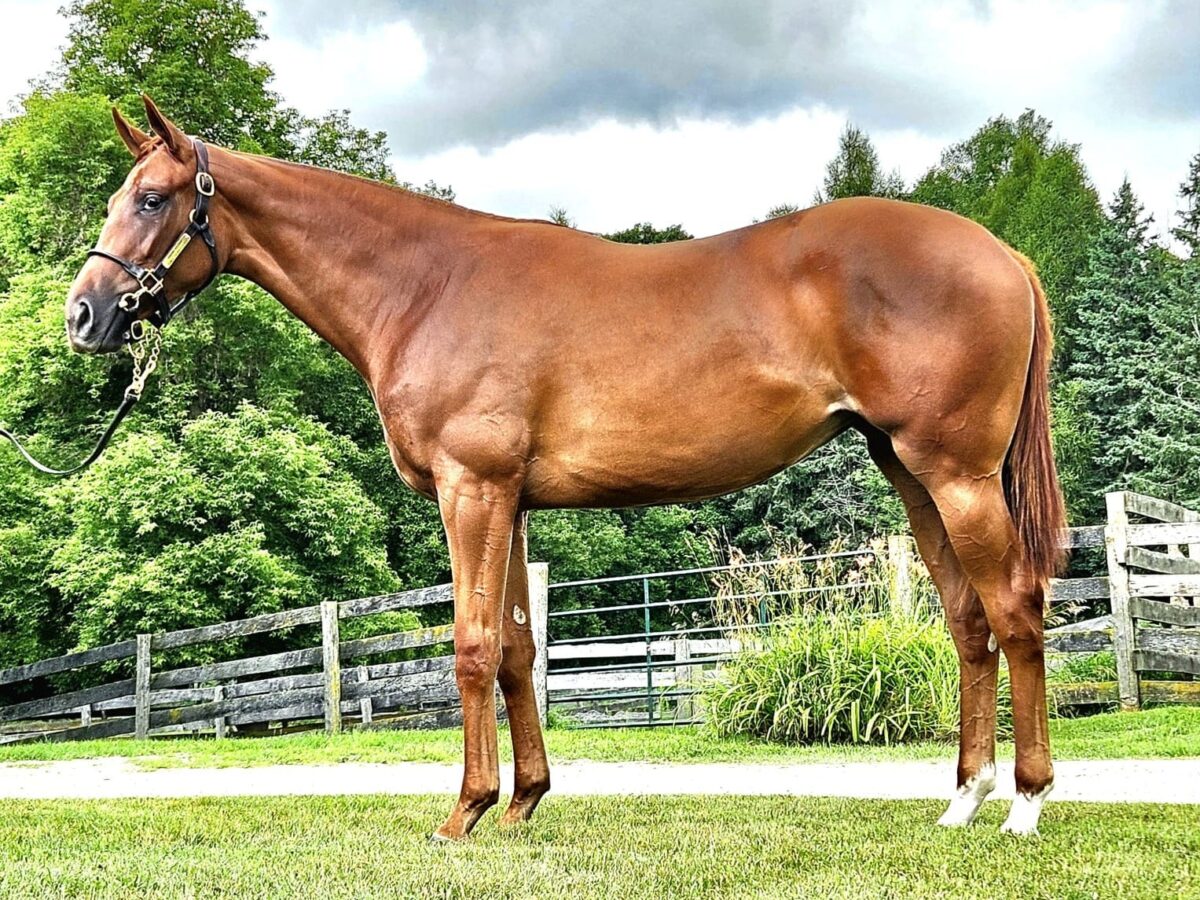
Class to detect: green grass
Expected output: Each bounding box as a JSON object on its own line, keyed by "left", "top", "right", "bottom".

{"left": 0, "top": 794, "right": 1194, "bottom": 899}
{"left": 0, "top": 706, "right": 1197, "bottom": 769}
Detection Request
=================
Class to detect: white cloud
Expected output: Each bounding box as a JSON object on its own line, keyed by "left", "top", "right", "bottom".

{"left": 0, "top": 0, "right": 66, "bottom": 111}
{"left": 389, "top": 107, "right": 951, "bottom": 237}
{"left": 261, "top": 12, "right": 426, "bottom": 117}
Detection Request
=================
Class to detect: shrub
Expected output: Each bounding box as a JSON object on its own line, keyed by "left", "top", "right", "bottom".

{"left": 704, "top": 613, "right": 962, "bottom": 745}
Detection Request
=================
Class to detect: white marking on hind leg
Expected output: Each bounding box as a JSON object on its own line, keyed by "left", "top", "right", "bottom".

{"left": 937, "top": 762, "right": 996, "bottom": 827}
{"left": 987, "top": 632, "right": 998, "bottom": 653}
{"left": 1000, "top": 782, "right": 1053, "bottom": 836}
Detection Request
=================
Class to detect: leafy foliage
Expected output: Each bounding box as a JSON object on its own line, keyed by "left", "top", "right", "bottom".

{"left": 57, "top": 0, "right": 290, "bottom": 155}
{"left": 604, "top": 222, "right": 693, "bottom": 243}
{"left": 0, "top": 0, "right": 1197, "bottom": 672}
{"left": 910, "top": 111, "right": 1102, "bottom": 334}
{"left": 51, "top": 405, "right": 397, "bottom": 655}
{"left": 813, "top": 125, "right": 904, "bottom": 203}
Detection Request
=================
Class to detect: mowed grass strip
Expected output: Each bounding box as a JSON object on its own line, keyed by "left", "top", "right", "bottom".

{"left": 0, "top": 706, "right": 1196, "bottom": 769}
{"left": 0, "top": 794, "right": 1195, "bottom": 899}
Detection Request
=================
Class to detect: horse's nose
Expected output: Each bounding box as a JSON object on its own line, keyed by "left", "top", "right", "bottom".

{"left": 72, "top": 297, "right": 95, "bottom": 338}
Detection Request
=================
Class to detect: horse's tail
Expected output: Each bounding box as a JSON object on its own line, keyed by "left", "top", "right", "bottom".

{"left": 1003, "top": 248, "right": 1067, "bottom": 584}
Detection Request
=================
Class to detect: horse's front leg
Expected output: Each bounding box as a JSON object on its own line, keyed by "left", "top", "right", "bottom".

{"left": 432, "top": 466, "right": 522, "bottom": 841}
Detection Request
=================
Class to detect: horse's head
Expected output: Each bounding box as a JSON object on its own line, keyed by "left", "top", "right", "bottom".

{"left": 66, "top": 96, "right": 220, "bottom": 354}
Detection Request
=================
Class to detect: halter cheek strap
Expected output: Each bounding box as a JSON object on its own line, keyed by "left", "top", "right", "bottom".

{"left": 87, "top": 138, "right": 219, "bottom": 330}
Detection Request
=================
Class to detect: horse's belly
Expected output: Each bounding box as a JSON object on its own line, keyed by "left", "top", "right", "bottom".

{"left": 522, "top": 379, "right": 847, "bottom": 508}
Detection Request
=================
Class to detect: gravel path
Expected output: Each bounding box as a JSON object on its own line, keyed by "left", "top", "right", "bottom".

{"left": 0, "top": 757, "right": 1197, "bottom": 803}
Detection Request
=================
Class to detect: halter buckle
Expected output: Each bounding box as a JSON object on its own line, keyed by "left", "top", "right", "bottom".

{"left": 135, "top": 270, "right": 164, "bottom": 295}
{"left": 195, "top": 171, "right": 215, "bottom": 196}
{"left": 118, "top": 292, "right": 141, "bottom": 312}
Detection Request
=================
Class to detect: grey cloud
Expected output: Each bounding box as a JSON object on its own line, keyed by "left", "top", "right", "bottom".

{"left": 264, "top": 0, "right": 1196, "bottom": 156}
{"left": 267, "top": 0, "right": 983, "bottom": 153}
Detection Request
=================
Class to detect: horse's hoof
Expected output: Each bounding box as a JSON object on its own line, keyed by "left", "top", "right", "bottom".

{"left": 1000, "top": 783, "right": 1052, "bottom": 836}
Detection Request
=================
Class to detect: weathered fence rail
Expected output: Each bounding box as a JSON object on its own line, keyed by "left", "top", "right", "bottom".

{"left": 0, "top": 570, "right": 549, "bottom": 744}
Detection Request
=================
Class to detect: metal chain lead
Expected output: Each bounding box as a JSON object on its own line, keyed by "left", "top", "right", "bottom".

{"left": 126, "top": 324, "right": 163, "bottom": 400}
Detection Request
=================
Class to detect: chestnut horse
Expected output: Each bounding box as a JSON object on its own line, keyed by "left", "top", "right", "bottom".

{"left": 66, "top": 98, "right": 1065, "bottom": 837}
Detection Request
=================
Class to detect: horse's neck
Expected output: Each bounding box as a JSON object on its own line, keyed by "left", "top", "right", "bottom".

{"left": 212, "top": 148, "right": 466, "bottom": 376}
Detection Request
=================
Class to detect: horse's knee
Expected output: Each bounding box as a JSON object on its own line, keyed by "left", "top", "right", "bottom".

{"left": 455, "top": 634, "right": 502, "bottom": 691}
{"left": 497, "top": 639, "right": 534, "bottom": 691}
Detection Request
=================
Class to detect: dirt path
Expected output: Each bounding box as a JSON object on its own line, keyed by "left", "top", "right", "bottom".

{"left": 0, "top": 757, "right": 1197, "bottom": 803}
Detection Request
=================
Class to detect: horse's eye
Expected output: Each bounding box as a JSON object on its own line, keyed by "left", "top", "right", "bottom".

{"left": 141, "top": 194, "right": 165, "bottom": 212}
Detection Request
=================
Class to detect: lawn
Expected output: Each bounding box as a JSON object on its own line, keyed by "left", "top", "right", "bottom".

{"left": 0, "top": 706, "right": 1196, "bottom": 769}
{"left": 0, "top": 794, "right": 1194, "bottom": 899}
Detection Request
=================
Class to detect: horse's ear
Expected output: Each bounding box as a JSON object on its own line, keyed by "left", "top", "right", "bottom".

{"left": 141, "top": 94, "right": 189, "bottom": 157}
{"left": 112, "top": 107, "right": 150, "bottom": 157}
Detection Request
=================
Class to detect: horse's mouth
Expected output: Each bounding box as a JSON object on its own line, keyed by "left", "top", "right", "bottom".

{"left": 67, "top": 308, "right": 130, "bottom": 355}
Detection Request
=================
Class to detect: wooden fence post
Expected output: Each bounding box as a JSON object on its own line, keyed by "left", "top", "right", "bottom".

{"left": 358, "top": 665, "right": 373, "bottom": 726}
{"left": 134, "top": 634, "right": 151, "bottom": 739}
{"left": 213, "top": 685, "right": 227, "bottom": 740}
{"left": 528, "top": 562, "right": 550, "bottom": 727}
{"left": 1105, "top": 491, "right": 1140, "bottom": 710}
{"left": 320, "top": 600, "right": 342, "bottom": 735}
{"left": 674, "top": 638, "right": 693, "bottom": 720}
{"left": 887, "top": 534, "right": 914, "bottom": 618}
{"left": 79, "top": 705, "right": 92, "bottom": 728}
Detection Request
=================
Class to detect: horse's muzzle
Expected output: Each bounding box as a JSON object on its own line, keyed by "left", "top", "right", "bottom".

{"left": 66, "top": 293, "right": 128, "bottom": 354}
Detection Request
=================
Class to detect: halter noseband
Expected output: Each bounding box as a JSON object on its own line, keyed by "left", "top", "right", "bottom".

{"left": 87, "top": 137, "right": 219, "bottom": 332}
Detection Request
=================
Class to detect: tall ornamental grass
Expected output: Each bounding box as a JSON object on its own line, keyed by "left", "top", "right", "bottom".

{"left": 704, "top": 612, "right": 964, "bottom": 744}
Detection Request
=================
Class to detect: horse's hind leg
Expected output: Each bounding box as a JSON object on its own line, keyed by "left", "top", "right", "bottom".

{"left": 497, "top": 512, "right": 551, "bottom": 825}
{"left": 900, "top": 456, "right": 1054, "bottom": 835}
{"left": 866, "top": 432, "right": 999, "bottom": 826}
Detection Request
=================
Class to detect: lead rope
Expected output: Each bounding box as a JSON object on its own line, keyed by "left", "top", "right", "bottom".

{"left": 0, "top": 325, "right": 163, "bottom": 477}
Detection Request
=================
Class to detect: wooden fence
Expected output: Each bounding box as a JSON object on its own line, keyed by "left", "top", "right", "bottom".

{"left": 0, "top": 568, "right": 548, "bottom": 744}
{"left": 1044, "top": 491, "right": 1200, "bottom": 708}
{"left": 2, "top": 490, "right": 1197, "bottom": 742}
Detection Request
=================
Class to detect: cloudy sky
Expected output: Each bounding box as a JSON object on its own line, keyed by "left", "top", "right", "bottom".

{"left": 1, "top": 0, "right": 1197, "bottom": 239}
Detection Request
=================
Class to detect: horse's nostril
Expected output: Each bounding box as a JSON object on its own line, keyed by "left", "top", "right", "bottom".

{"left": 74, "top": 299, "right": 94, "bottom": 336}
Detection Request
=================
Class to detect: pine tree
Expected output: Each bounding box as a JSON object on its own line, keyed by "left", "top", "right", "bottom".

{"left": 1063, "top": 181, "right": 1164, "bottom": 518}
{"left": 1174, "top": 150, "right": 1200, "bottom": 254}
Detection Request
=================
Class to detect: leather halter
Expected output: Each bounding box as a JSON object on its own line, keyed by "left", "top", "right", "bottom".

{"left": 87, "top": 138, "right": 219, "bottom": 331}
{"left": 0, "top": 137, "right": 221, "bottom": 476}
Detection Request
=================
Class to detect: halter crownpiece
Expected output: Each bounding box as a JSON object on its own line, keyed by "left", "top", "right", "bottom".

{"left": 86, "top": 137, "right": 220, "bottom": 330}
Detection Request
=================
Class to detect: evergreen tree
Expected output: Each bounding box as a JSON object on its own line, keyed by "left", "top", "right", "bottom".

{"left": 1062, "top": 181, "right": 1164, "bottom": 519}
{"left": 1174, "top": 149, "right": 1200, "bottom": 254}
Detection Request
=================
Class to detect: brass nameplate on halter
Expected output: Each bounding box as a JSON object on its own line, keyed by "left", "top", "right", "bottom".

{"left": 162, "top": 232, "right": 192, "bottom": 269}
